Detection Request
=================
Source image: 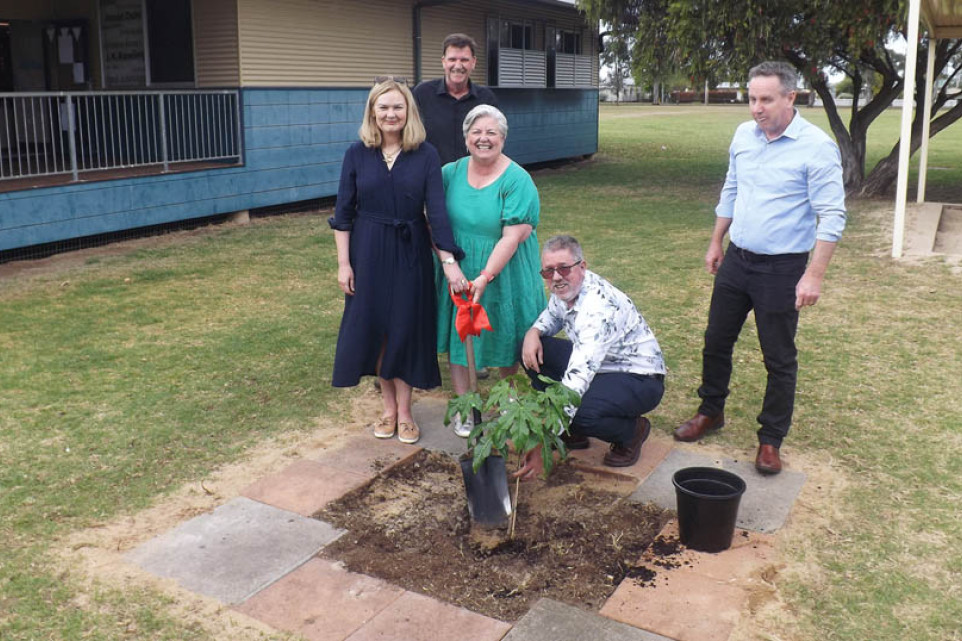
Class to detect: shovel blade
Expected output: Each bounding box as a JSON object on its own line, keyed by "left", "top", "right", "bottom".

{"left": 460, "top": 453, "right": 512, "bottom": 528}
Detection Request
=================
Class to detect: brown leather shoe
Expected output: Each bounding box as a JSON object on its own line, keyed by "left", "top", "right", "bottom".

{"left": 604, "top": 417, "right": 651, "bottom": 467}
{"left": 755, "top": 444, "right": 782, "bottom": 475}
{"left": 673, "top": 412, "right": 724, "bottom": 442}
{"left": 561, "top": 431, "right": 590, "bottom": 450}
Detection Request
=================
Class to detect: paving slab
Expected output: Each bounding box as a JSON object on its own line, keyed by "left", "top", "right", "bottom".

{"left": 241, "top": 460, "right": 372, "bottom": 517}
{"left": 235, "top": 558, "right": 405, "bottom": 641}
{"left": 601, "top": 522, "right": 776, "bottom": 641}
{"left": 313, "top": 433, "right": 422, "bottom": 475}
{"left": 344, "top": 590, "right": 511, "bottom": 641}
{"left": 413, "top": 396, "right": 473, "bottom": 458}
{"left": 568, "top": 432, "right": 673, "bottom": 484}
{"left": 503, "top": 598, "right": 675, "bottom": 641}
{"left": 127, "top": 497, "right": 344, "bottom": 604}
{"left": 628, "top": 448, "right": 806, "bottom": 533}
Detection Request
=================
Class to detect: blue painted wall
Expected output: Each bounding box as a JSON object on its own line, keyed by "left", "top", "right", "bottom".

{"left": 0, "top": 87, "right": 598, "bottom": 252}
{"left": 500, "top": 89, "right": 599, "bottom": 164}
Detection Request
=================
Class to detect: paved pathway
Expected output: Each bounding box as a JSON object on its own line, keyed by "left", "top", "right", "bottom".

{"left": 127, "top": 397, "right": 806, "bottom": 641}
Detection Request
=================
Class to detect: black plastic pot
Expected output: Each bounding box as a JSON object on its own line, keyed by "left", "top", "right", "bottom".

{"left": 459, "top": 452, "right": 512, "bottom": 528}
{"left": 672, "top": 466, "right": 746, "bottom": 552}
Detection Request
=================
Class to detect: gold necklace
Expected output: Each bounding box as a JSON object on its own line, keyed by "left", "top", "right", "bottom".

{"left": 382, "top": 145, "right": 401, "bottom": 163}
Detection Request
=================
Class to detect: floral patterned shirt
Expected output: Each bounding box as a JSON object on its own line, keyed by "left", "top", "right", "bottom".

{"left": 532, "top": 270, "right": 666, "bottom": 401}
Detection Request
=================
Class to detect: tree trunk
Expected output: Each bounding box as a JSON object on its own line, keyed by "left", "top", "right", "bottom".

{"left": 859, "top": 150, "right": 901, "bottom": 197}
{"left": 835, "top": 130, "right": 866, "bottom": 194}
{"left": 860, "top": 100, "right": 962, "bottom": 198}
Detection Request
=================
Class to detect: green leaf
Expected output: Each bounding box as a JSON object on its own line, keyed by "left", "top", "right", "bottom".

{"left": 471, "top": 437, "right": 494, "bottom": 473}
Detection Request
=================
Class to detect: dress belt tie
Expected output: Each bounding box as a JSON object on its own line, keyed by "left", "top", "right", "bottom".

{"left": 359, "top": 211, "right": 426, "bottom": 267}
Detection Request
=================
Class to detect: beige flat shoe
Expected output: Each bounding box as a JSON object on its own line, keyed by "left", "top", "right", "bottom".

{"left": 373, "top": 415, "right": 397, "bottom": 439}
{"left": 397, "top": 421, "right": 420, "bottom": 444}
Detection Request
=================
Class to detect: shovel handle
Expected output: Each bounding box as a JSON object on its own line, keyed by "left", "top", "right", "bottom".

{"left": 465, "top": 335, "right": 478, "bottom": 393}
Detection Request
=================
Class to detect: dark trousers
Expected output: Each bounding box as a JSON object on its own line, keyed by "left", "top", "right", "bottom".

{"left": 525, "top": 336, "right": 664, "bottom": 445}
{"left": 698, "top": 244, "right": 808, "bottom": 448}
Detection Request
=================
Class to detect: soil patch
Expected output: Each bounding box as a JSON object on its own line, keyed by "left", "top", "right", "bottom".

{"left": 319, "top": 449, "right": 673, "bottom": 622}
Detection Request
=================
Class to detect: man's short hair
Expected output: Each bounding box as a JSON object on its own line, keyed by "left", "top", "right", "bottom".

{"left": 443, "top": 33, "right": 477, "bottom": 57}
{"left": 543, "top": 235, "right": 583, "bottom": 262}
{"left": 748, "top": 61, "right": 798, "bottom": 95}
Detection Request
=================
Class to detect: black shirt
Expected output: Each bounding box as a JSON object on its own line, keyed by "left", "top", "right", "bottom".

{"left": 412, "top": 78, "right": 500, "bottom": 165}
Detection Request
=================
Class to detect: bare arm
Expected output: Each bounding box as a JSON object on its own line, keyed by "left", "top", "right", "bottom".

{"left": 795, "top": 240, "right": 837, "bottom": 310}
{"left": 521, "top": 327, "right": 544, "bottom": 373}
{"left": 334, "top": 230, "right": 354, "bottom": 295}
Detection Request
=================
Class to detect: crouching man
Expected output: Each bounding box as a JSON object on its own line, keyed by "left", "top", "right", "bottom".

{"left": 515, "top": 235, "right": 666, "bottom": 480}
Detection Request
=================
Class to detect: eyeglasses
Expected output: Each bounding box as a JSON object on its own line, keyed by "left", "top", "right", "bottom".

{"left": 374, "top": 75, "right": 407, "bottom": 85}
{"left": 539, "top": 260, "right": 583, "bottom": 279}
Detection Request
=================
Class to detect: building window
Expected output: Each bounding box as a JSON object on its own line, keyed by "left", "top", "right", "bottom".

{"left": 486, "top": 17, "right": 545, "bottom": 88}
{"left": 502, "top": 21, "right": 533, "bottom": 50}
{"left": 552, "top": 28, "right": 592, "bottom": 88}
{"left": 558, "top": 30, "right": 581, "bottom": 55}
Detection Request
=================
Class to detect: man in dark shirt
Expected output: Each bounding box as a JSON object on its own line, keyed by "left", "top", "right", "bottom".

{"left": 413, "top": 33, "right": 499, "bottom": 165}
{"left": 415, "top": 33, "right": 499, "bottom": 383}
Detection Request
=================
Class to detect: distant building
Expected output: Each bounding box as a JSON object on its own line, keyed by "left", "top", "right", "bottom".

{"left": 1, "top": 0, "right": 598, "bottom": 254}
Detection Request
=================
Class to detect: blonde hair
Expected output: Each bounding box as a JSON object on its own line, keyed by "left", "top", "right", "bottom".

{"left": 359, "top": 80, "right": 426, "bottom": 151}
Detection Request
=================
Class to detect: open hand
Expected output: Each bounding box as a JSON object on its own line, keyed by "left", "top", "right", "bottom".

{"left": 512, "top": 447, "right": 544, "bottom": 481}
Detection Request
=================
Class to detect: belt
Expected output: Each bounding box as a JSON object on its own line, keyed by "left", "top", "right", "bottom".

{"left": 359, "top": 212, "right": 427, "bottom": 267}
{"left": 729, "top": 243, "right": 808, "bottom": 262}
{"left": 635, "top": 373, "right": 665, "bottom": 382}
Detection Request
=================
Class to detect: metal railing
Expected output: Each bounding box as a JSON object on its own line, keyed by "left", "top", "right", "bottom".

{"left": 0, "top": 89, "right": 242, "bottom": 182}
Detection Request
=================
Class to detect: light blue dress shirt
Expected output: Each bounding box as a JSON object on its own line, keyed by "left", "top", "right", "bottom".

{"left": 715, "top": 110, "right": 847, "bottom": 255}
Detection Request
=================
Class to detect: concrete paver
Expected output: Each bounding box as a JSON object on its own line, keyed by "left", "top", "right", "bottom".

{"left": 504, "top": 598, "right": 674, "bottom": 641}
{"left": 343, "top": 590, "right": 511, "bottom": 641}
{"left": 127, "top": 497, "right": 344, "bottom": 604}
{"left": 628, "top": 448, "right": 806, "bottom": 533}
{"left": 312, "top": 433, "right": 422, "bottom": 475}
{"left": 412, "top": 395, "right": 472, "bottom": 458}
{"left": 241, "top": 460, "right": 371, "bottom": 517}
{"left": 601, "top": 522, "right": 775, "bottom": 641}
{"left": 235, "top": 557, "right": 405, "bottom": 641}
{"left": 567, "top": 432, "right": 673, "bottom": 484}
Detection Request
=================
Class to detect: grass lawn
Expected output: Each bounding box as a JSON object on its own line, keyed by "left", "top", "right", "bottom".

{"left": 2, "top": 103, "right": 961, "bottom": 640}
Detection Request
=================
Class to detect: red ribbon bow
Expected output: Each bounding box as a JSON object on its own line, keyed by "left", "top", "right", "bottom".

{"left": 450, "top": 286, "right": 493, "bottom": 343}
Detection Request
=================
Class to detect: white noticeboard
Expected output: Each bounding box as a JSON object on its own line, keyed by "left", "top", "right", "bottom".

{"left": 100, "top": 0, "right": 146, "bottom": 88}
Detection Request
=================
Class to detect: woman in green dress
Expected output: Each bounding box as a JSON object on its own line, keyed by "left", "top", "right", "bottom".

{"left": 436, "top": 104, "right": 546, "bottom": 437}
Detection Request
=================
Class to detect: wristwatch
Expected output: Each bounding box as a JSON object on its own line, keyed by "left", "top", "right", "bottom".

{"left": 441, "top": 256, "right": 457, "bottom": 265}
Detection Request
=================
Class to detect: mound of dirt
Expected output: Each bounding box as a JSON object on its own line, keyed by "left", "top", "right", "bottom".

{"left": 319, "top": 450, "right": 674, "bottom": 622}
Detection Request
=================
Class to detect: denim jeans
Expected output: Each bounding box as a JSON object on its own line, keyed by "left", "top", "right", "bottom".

{"left": 525, "top": 335, "right": 664, "bottom": 445}
{"left": 698, "top": 244, "right": 809, "bottom": 447}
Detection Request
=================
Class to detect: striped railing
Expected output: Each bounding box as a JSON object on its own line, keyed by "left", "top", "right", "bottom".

{"left": 0, "top": 89, "right": 242, "bottom": 182}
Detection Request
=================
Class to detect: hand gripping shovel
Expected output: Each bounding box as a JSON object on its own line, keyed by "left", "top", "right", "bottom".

{"left": 451, "top": 286, "right": 512, "bottom": 528}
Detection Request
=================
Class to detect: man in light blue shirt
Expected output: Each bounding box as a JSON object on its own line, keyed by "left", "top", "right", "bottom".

{"left": 674, "top": 61, "right": 846, "bottom": 475}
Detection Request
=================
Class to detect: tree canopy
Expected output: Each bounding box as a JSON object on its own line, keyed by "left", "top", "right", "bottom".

{"left": 581, "top": 0, "right": 962, "bottom": 197}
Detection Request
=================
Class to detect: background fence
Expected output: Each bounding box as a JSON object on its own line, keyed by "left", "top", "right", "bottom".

{"left": 0, "top": 90, "right": 242, "bottom": 181}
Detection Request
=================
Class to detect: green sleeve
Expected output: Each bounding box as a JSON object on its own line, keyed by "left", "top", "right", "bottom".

{"left": 441, "top": 160, "right": 455, "bottom": 191}
{"left": 500, "top": 163, "right": 540, "bottom": 227}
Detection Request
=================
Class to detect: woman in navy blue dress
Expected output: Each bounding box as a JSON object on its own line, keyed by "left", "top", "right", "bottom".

{"left": 329, "top": 79, "right": 466, "bottom": 445}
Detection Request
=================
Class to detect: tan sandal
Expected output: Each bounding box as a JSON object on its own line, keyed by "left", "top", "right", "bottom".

{"left": 373, "top": 415, "right": 397, "bottom": 439}
{"left": 397, "top": 420, "right": 420, "bottom": 444}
